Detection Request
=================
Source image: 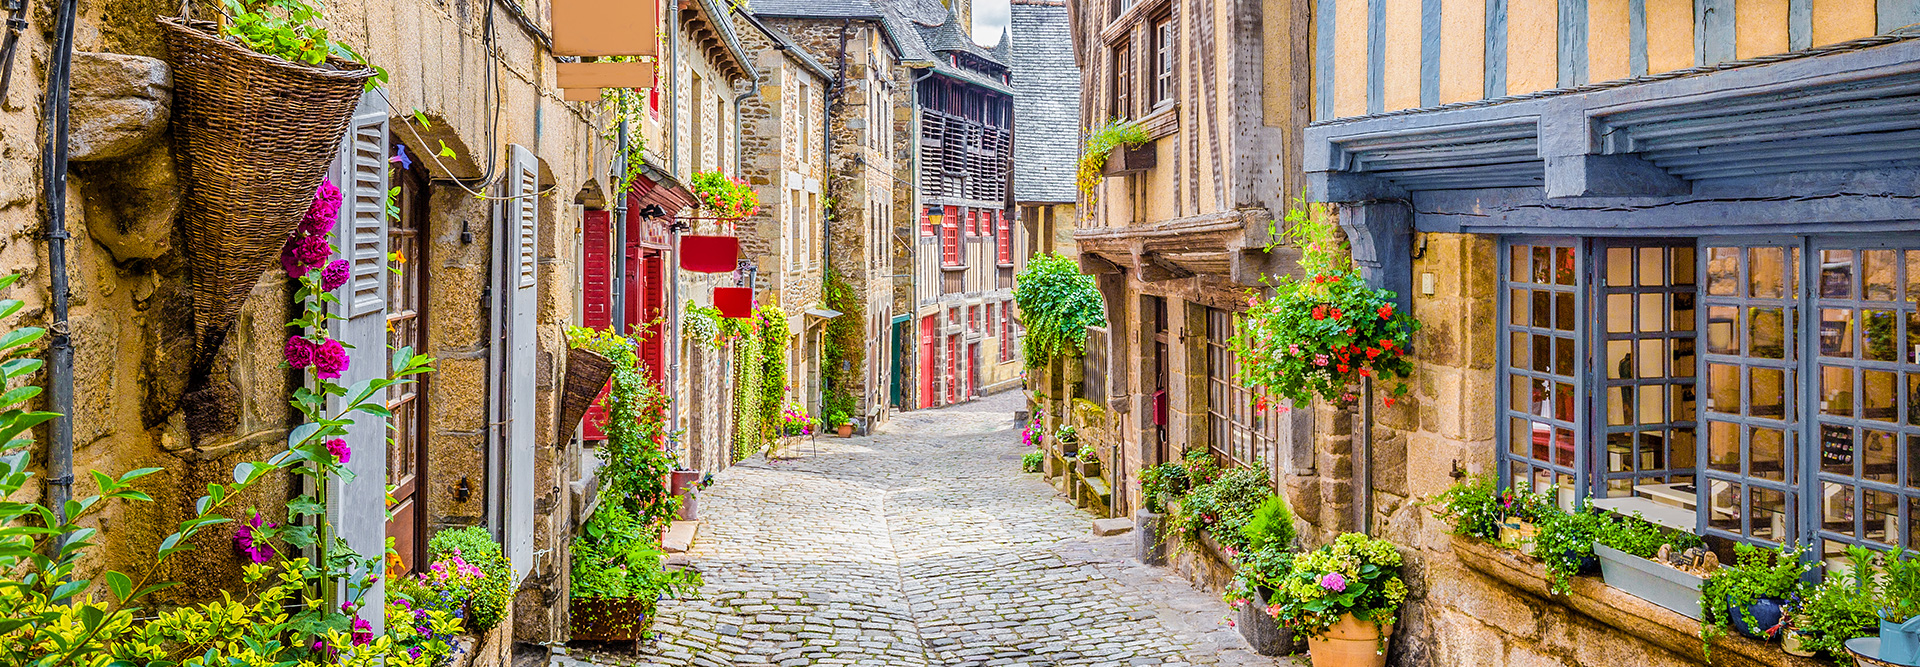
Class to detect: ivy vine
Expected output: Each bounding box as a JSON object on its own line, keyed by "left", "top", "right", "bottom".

{"left": 1013, "top": 253, "right": 1107, "bottom": 369}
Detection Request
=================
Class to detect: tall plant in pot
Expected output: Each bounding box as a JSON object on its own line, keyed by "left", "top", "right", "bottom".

{"left": 1268, "top": 533, "right": 1408, "bottom": 667}
{"left": 1699, "top": 542, "right": 1810, "bottom": 658}
{"left": 1231, "top": 203, "right": 1420, "bottom": 410}
{"left": 1882, "top": 549, "right": 1920, "bottom": 665}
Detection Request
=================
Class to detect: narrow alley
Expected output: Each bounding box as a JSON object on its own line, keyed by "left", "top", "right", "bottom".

{"left": 570, "top": 392, "right": 1296, "bottom": 667}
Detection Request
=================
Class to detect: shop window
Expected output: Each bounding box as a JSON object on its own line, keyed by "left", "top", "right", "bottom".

{"left": 1497, "top": 236, "right": 1920, "bottom": 562}
{"left": 1205, "top": 308, "right": 1283, "bottom": 484}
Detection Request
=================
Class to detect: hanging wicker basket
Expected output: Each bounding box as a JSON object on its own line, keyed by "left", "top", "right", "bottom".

{"left": 159, "top": 17, "right": 376, "bottom": 375}
{"left": 559, "top": 347, "right": 617, "bottom": 443}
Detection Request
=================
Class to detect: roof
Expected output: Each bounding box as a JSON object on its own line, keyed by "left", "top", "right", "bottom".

{"left": 1008, "top": 0, "right": 1078, "bottom": 203}
{"left": 747, "top": 0, "right": 882, "bottom": 20}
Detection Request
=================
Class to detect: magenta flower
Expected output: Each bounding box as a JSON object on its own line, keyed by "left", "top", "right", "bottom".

{"left": 234, "top": 512, "right": 274, "bottom": 564}
{"left": 1320, "top": 572, "right": 1347, "bottom": 592}
{"left": 285, "top": 336, "right": 316, "bottom": 369}
{"left": 351, "top": 617, "right": 372, "bottom": 646}
{"left": 301, "top": 180, "right": 343, "bottom": 235}
{"left": 280, "top": 233, "right": 333, "bottom": 277}
{"left": 313, "top": 338, "right": 349, "bottom": 380}
{"left": 325, "top": 438, "right": 351, "bottom": 464}
{"left": 320, "top": 259, "right": 350, "bottom": 291}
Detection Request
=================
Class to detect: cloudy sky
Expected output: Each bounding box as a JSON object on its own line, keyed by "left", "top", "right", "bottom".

{"left": 973, "top": 0, "right": 1011, "bottom": 47}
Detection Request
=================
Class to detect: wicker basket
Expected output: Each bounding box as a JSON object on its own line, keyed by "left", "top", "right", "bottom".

{"left": 559, "top": 347, "right": 617, "bottom": 442}
{"left": 159, "top": 17, "right": 376, "bottom": 375}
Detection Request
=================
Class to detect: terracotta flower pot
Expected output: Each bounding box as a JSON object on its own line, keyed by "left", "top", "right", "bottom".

{"left": 680, "top": 235, "right": 740, "bottom": 273}
{"left": 836, "top": 423, "right": 853, "bottom": 437}
{"left": 1306, "top": 613, "right": 1394, "bottom": 667}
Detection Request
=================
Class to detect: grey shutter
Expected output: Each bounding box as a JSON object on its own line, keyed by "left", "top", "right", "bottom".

{"left": 328, "top": 91, "right": 390, "bottom": 630}
{"left": 504, "top": 144, "right": 539, "bottom": 582}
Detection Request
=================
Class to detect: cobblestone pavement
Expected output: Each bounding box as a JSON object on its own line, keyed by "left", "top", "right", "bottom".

{"left": 568, "top": 392, "right": 1301, "bottom": 667}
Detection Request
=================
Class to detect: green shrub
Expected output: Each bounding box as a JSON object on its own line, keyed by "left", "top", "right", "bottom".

{"left": 1182, "top": 465, "right": 1272, "bottom": 553}
{"left": 1021, "top": 450, "right": 1044, "bottom": 473}
{"left": 1534, "top": 507, "right": 1605, "bottom": 595}
{"left": 1243, "top": 495, "right": 1298, "bottom": 554}
{"left": 1013, "top": 253, "right": 1106, "bottom": 368}
{"left": 1138, "top": 462, "right": 1190, "bottom": 513}
{"left": 1795, "top": 546, "right": 1884, "bottom": 661}
{"left": 428, "top": 526, "right": 513, "bottom": 633}
{"left": 1592, "top": 512, "right": 1702, "bottom": 559}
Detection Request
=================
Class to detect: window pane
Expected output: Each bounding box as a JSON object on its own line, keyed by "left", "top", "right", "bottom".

{"left": 1820, "top": 249, "right": 1854, "bottom": 299}
{"left": 1510, "top": 288, "right": 1528, "bottom": 326}
{"left": 1709, "top": 479, "right": 1739, "bottom": 532}
{"left": 1556, "top": 292, "right": 1576, "bottom": 332}
{"left": 1752, "top": 427, "right": 1788, "bottom": 481}
{"left": 1911, "top": 434, "right": 1920, "bottom": 488}
{"left": 1706, "top": 247, "right": 1739, "bottom": 296}
{"left": 1511, "top": 374, "right": 1529, "bottom": 411}
{"left": 1753, "top": 487, "right": 1788, "bottom": 542}
{"left": 1555, "top": 246, "right": 1576, "bottom": 285}
{"left": 1708, "top": 421, "right": 1740, "bottom": 472}
{"left": 1707, "top": 306, "right": 1739, "bottom": 354}
{"left": 1533, "top": 247, "right": 1552, "bottom": 284}
{"left": 1639, "top": 247, "right": 1666, "bottom": 287}
{"left": 1510, "top": 332, "right": 1528, "bottom": 370}
{"left": 1706, "top": 363, "right": 1740, "bottom": 415}
{"left": 1751, "top": 246, "right": 1787, "bottom": 298}
{"left": 1823, "top": 424, "right": 1855, "bottom": 476}
{"left": 1673, "top": 247, "right": 1696, "bottom": 285}
{"left": 1822, "top": 366, "right": 1854, "bottom": 417}
{"left": 1639, "top": 293, "right": 1666, "bottom": 332}
{"left": 1639, "top": 339, "right": 1665, "bottom": 379}
{"left": 1750, "top": 307, "right": 1786, "bottom": 359}
{"left": 1554, "top": 427, "right": 1575, "bottom": 466}
{"left": 1606, "top": 247, "right": 1633, "bottom": 286}
{"left": 1639, "top": 386, "right": 1665, "bottom": 425}
{"left": 1909, "top": 250, "right": 1920, "bottom": 301}
{"left": 1825, "top": 481, "right": 1855, "bottom": 538}
{"left": 1864, "top": 310, "right": 1897, "bottom": 361}
{"left": 1609, "top": 387, "right": 1633, "bottom": 426}
{"left": 1607, "top": 340, "right": 1633, "bottom": 379}
{"left": 1555, "top": 382, "right": 1575, "bottom": 421}
{"left": 1864, "top": 429, "right": 1897, "bottom": 483}
{"left": 1509, "top": 417, "right": 1530, "bottom": 456}
{"left": 1672, "top": 428, "right": 1697, "bottom": 467}
{"left": 1674, "top": 339, "right": 1697, "bottom": 378}
{"left": 1674, "top": 292, "right": 1697, "bottom": 331}
{"left": 1511, "top": 245, "right": 1529, "bottom": 284}
{"left": 1674, "top": 384, "right": 1697, "bottom": 422}
{"left": 1820, "top": 308, "right": 1854, "bottom": 358}
{"left": 1865, "top": 370, "right": 1898, "bottom": 422}
{"left": 1533, "top": 291, "right": 1551, "bottom": 328}
{"left": 1863, "top": 249, "right": 1897, "bottom": 301}
{"left": 1529, "top": 377, "right": 1549, "bottom": 415}
{"left": 1608, "top": 294, "right": 1633, "bottom": 334}
{"left": 1556, "top": 337, "right": 1575, "bottom": 375}
{"left": 1533, "top": 334, "right": 1552, "bottom": 372}
{"left": 1864, "top": 489, "right": 1897, "bottom": 545}
{"left": 1751, "top": 367, "right": 1785, "bottom": 418}
{"left": 1607, "top": 432, "right": 1633, "bottom": 472}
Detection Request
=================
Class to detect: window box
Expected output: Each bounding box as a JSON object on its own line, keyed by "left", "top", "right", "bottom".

{"left": 1101, "top": 143, "right": 1156, "bottom": 175}
{"left": 1449, "top": 536, "right": 1824, "bottom": 667}
{"left": 1593, "top": 543, "right": 1704, "bottom": 620}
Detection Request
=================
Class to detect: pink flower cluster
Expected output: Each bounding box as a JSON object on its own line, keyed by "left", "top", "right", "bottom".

{"left": 233, "top": 511, "right": 276, "bottom": 564}
{"left": 285, "top": 335, "right": 349, "bottom": 380}
{"left": 281, "top": 180, "right": 350, "bottom": 291}
{"left": 325, "top": 437, "right": 352, "bottom": 464}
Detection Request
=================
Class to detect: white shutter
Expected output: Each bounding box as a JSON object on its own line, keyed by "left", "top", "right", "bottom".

{"left": 504, "top": 144, "right": 539, "bottom": 582}
{"left": 328, "top": 91, "right": 390, "bottom": 631}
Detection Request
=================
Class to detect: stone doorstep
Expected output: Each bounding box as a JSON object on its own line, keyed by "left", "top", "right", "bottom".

{"left": 1092, "top": 518, "right": 1133, "bottom": 536}
{"left": 1449, "top": 535, "right": 1823, "bottom": 667}
{"left": 663, "top": 521, "right": 702, "bottom": 553}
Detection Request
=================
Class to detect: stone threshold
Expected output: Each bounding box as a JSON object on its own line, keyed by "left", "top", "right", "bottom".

{"left": 1448, "top": 536, "right": 1825, "bottom": 667}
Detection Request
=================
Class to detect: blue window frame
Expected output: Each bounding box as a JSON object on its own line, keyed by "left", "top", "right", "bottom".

{"left": 1497, "top": 238, "right": 1587, "bottom": 512}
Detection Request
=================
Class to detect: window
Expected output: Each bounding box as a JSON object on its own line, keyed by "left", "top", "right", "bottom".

{"left": 1497, "top": 236, "right": 1920, "bottom": 562}
{"left": 996, "top": 211, "right": 1012, "bottom": 264}
{"left": 967, "top": 210, "right": 979, "bottom": 236}
{"left": 985, "top": 302, "right": 996, "bottom": 337}
{"left": 1206, "top": 308, "right": 1284, "bottom": 483}
{"left": 386, "top": 149, "right": 430, "bottom": 575}
{"left": 969, "top": 305, "right": 979, "bottom": 333}
{"left": 942, "top": 206, "right": 961, "bottom": 267}
{"left": 1000, "top": 304, "right": 1014, "bottom": 362}
{"left": 789, "top": 190, "right": 805, "bottom": 271}
{"left": 808, "top": 193, "right": 821, "bottom": 267}
{"left": 1152, "top": 17, "right": 1175, "bottom": 106}
{"left": 799, "top": 81, "right": 812, "bottom": 161}
{"left": 1112, "top": 40, "right": 1133, "bottom": 120}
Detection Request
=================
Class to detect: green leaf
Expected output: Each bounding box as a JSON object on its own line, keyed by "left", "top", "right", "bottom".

{"left": 104, "top": 570, "right": 131, "bottom": 601}
{"left": 233, "top": 462, "right": 256, "bottom": 485}
{"left": 438, "top": 140, "right": 457, "bottom": 157}
{"left": 411, "top": 109, "right": 432, "bottom": 128}
{"left": 50, "top": 579, "right": 86, "bottom": 601}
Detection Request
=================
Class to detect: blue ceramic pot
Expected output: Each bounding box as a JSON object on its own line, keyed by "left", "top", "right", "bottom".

{"left": 1730, "top": 597, "right": 1785, "bottom": 639}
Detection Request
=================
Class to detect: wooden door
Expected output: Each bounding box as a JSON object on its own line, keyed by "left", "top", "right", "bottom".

{"left": 386, "top": 155, "right": 430, "bottom": 575}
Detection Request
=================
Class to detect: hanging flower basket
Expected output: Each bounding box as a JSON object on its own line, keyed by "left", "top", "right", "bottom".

{"left": 713, "top": 287, "right": 754, "bottom": 319}
{"left": 680, "top": 235, "right": 740, "bottom": 273}
{"left": 687, "top": 171, "right": 760, "bottom": 220}
{"left": 159, "top": 17, "right": 376, "bottom": 373}
{"left": 558, "top": 347, "right": 617, "bottom": 443}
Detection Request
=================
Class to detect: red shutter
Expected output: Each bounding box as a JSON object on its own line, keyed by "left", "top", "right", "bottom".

{"left": 966, "top": 210, "right": 977, "bottom": 236}
{"left": 996, "top": 211, "right": 1011, "bottom": 264}
{"left": 941, "top": 206, "right": 960, "bottom": 266}
{"left": 582, "top": 210, "right": 613, "bottom": 440}
{"left": 639, "top": 250, "right": 666, "bottom": 391}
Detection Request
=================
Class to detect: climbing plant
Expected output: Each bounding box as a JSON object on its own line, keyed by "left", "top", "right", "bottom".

{"left": 723, "top": 315, "right": 766, "bottom": 461}
{"left": 1013, "top": 253, "right": 1107, "bottom": 369}
{"left": 757, "top": 306, "right": 790, "bottom": 439}
{"left": 821, "top": 267, "right": 864, "bottom": 427}
{"left": 1075, "top": 120, "right": 1149, "bottom": 207}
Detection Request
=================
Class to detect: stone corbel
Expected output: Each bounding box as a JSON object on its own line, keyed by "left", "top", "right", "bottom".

{"left": 1337, "top": 200, "right": 1414, "bottom": 312}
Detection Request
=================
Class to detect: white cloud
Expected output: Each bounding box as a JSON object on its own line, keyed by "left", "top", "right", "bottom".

{"left": 973, "top": 0, "right": 1011, "bottom": 47}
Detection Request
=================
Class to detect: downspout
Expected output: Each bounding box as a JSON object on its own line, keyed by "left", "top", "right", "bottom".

{"left": 613, "top": 92, "right": 629, "bottom": 335}
{"left": 732, "top": 77, "right": 758, "bottom": 176}
{"left": 669, "top": 0, "right": 682, "bottom": 176}
{"left": 41, "top": 0, "right": 77, "bottom": 529}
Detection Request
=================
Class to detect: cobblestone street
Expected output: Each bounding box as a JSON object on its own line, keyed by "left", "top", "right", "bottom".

{"left": 569, "top": 391, "right": 1298, "bottom": 667}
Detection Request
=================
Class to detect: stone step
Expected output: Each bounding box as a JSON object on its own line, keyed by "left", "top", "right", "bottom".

{"left": 662, "top": 520, "right": 701, "bottom": 553}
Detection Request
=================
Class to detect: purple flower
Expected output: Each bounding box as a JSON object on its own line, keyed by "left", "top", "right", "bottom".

{"left": 285, "top": 336, "right": 316, "bottom": 369}
{"left": 391, "top": 145, "right": 413, "bottom": 170}
{"left": 351, "top": 617, "right": 372, "bottom": 646}
{"left": 313, "top": 338, "right": 349, "bottom": 380}
{"left": 325, "top": 438, "right": 351, "bottom": 464}
{"left": 280, "top": 233, "right": 333, "bottom": 277}
{"left": 320, "top": 259, "right": 350, "bottom": 291}
{"left": 301, "top": 180, "right": 343, "bottom": 235}
{"left": 1320, "top": 572, "right": 1347, "bottom": 592}
{"left": 234, "top": 512, "right": 274, "bottom": 564}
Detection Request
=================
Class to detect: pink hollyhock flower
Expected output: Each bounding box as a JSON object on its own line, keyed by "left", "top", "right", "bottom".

{"left": 302, "top": 180, "right": 343, "bottom": 235}
{"left": 234, "top": 512, "right": 274, "bottom": 564}
{"left": 285, "top": 336, "right": 316, "bottom": 369}
{"left": 351, "top": 617, "right": 372, "bottom": 646}
{"left": 1320, "top": 572, "right": 1348, "bottom": 592}
{"left": 325, "top": 438, "right": 351, "bottom": 464}
{"left": 313, "top": 338, "right": 349, "bottom": 380}
{"left": 321, "top": 260, "right": 350, "bottom": 291}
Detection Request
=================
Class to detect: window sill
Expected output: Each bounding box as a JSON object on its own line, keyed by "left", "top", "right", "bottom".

{"left": 1447, "top": 536, "right": 1824, "bottom": 667}
{"left": 941, "top": 264, "right": 968, "bottom": 272}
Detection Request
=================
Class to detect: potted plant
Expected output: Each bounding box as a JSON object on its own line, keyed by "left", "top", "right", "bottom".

{"left": 1882, "top": 549, "right": 1920, "bottom": 666}
{"left": 1176, "top": 464, "right": 1272, "bottom": 559}
{"left": 160, "top": 1, "right": 384, "bottom": 374}
{"left": 1076, "top": 119, "right": 1151, "bottom": 205}
{"left": 1136, "top": 462, "right": 1190, "bottom": 566}
{"left": 1699, "top": 542, "right": 1810, "bottom": 657}
{"left": 1268, "top": 533, "right": 1407, "bottom": 667}
{"left": 1532, "top": 506, "right": 1605, "bottom": 595}
{"left": 1779, "top": 608, "right": 1818, "bottom": 658}
{"left": 1591, "top": 511, "right": 1709, "bottom": 619}
{"left": 826, "top": 409, "right": 853, "bottom": 437}
{"left": 561, "top": 326, "right": 627, "bottom": 442}
{"left": 1221, "top": 495, "right": 1300, "bottom": 656}
{"left": 1055, "top": 424, "right": 1080, "bottom": 457}
{"left": 1230, "top": 203, "right": 1420, "bottom": 412}
{"left": 1011, "top": 253, "right": 1108, "bottom": 370}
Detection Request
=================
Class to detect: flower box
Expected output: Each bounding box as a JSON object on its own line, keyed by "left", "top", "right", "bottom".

{"left": 570, "top": 595, "right": 656, "bottom": 644}
{"left": 558, "top": 348, "right": 616, "bottom": 443}
{"left": 1594, "top": 543, "right": 1704, "bottom": 620}
{"left": 1100, "top": 143, "right": 1155, "bottom": 175}
{"left": 1236, "top": 587, "right": 1295, "bottom": 656}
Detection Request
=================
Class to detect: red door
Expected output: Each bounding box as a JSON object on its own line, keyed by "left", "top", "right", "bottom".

{"left": 919, "top": 315, "right": 936, "bottom": 408}
{"left": 946, "top": 335, "right": 960, "bottom": 404}
{"left": 637, "top": 250, "right": 666, "bottom": 389}
{"left": 581, "top": 210, "right": 613, "bottom": 440}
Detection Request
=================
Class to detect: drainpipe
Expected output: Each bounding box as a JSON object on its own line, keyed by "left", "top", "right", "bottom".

{"left": 732, "top": 77, "right": 758, "bottom": 176}
{"left": 1359, "top": 377, "right": 1373, "bottom": 536}
{"left": 668, "top": 0, "right": 681, "bottom": 176}
{"left": 40, "top": 0, "right": 77, "bottom": 530}
{"left": 613, "top": 93, "right": 629, "bottom": 335}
